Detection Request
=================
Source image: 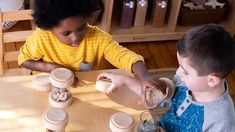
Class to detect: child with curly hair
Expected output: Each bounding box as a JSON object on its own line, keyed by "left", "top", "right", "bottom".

{"left": 18, "top": 0, "right": 162, "bottom": 87}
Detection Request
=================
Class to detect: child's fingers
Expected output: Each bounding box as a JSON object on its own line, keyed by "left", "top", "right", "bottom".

{"left": 143, "top": 79, "right": 167, "bottom": 95}
{"left": 152, "top": 79, "right": 167, "bottom": 95}
{"left": 105, "top": 84, "right": 116, "bottom": 94}
{"left": 97, "top": 72, "right": 112, "bottom": 80}
{"left": 156, "top": 126, "right": 165, "bottom": 132}
{"left": 97, "top": 72, "right": 108, "bottom": 80}
{"left": 71, "top": 75, "right": 79, "bottom": 88}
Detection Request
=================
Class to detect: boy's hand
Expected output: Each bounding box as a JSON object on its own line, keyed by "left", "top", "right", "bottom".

{"left": 97, "top": 72, "right": 126, "bottom": 94}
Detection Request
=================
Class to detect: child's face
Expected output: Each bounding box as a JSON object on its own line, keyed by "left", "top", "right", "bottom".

{"left": 52, "top": 16, "right": 88, "bottom": 47}
{"left": 176, "top": 52, "right": 208, "bottom": 92}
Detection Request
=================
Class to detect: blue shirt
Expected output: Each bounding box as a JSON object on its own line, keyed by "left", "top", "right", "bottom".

{"left": 160, "top": 76, "right": 235, "bottom": 132}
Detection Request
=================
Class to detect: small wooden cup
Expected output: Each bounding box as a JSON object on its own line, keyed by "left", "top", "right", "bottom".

{"left": 42, "top": 107, "right": 69, "bottom": 131}
{"left": 32, "top": 73, "right": 51, "bottom": 92}
{"left": 109, "top": 112, "right": 135, "bottom": 132}
{"left": 50, "top": 68, "right": 74, "bottom": 88}
{"left": 95, "top": 79, "right": 112, "bottom": 93}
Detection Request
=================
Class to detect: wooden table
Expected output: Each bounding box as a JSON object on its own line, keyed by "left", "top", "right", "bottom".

{"left": 0, "top": 69, "right": 175, "bottom": 132}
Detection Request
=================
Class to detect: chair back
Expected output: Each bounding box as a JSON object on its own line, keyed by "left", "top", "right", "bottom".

{"left": 0, "top": 9, "right": 33, "bottom": 76}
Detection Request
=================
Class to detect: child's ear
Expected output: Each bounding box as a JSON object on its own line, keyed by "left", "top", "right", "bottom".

{"left": 207, "top": 74, "right": 221, "bottom": 87}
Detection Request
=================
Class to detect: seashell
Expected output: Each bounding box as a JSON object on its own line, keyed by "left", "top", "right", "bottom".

{"left": 57, "top": 92, "right": 69, "bottom": 102}
{"left": 52, "top": 92, "right": 60, "bottom": 100}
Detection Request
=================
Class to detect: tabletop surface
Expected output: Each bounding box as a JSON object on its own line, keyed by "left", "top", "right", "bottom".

{"left": 0, "top": 69, "right": 175, "bottom": 132}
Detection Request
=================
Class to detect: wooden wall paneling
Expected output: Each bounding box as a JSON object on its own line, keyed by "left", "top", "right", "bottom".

{"left": 99, "top": 56, "right": 115, "bottom": 70}
{"left": 122, "top": 42, "right": 140, "bottom": 54}
{"left": 157, "top": 42, "right": 177, "bottom": 67}
{"left": 136, "top": 43, "right": 158, "bottom": 69}
{"left": 163, "top": 41, "right": 178, "bottom": 67}
{"left": 147, "top": 42, "right": 167, "bottom": 68}
{"left": 231, "top": 68, "right": 235, "bottom": 77}
{"left": 226, "top": 73, "right": 235, "bottom": 102}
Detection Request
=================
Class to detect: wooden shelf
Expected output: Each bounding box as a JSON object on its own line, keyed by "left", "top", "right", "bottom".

{"left": 99, "top": 0, "right": 235, "bottom": 43}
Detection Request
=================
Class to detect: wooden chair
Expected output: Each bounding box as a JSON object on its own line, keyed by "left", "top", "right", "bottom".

{"left": 0, "top": 9, "right": 33, "bottom": 76}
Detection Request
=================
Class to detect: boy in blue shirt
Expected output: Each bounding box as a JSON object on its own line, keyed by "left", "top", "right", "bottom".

{"left": 97, "top": 24, "right": 235, "bottom": 131}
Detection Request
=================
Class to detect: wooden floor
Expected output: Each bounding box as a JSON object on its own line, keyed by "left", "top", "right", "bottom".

{"left": 3, "top": 20, "right": 235, "bottom": 103}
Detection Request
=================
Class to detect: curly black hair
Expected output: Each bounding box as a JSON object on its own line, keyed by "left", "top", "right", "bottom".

{"left": 32, "top": 0, "right": 102, "bottom": 29}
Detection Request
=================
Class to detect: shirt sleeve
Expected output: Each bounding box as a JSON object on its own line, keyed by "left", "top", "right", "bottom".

{"left": 102, "top": 39, "right": 144, "bottom": 73}
{"left": 18, "top": 31, "right": 43, "bottom": 65}
{"left": 206, "top": 120, "right": 235, "bottom": 132}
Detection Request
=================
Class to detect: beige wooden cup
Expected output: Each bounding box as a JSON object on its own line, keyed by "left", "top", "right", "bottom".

{"left": 96, "top": 78, "right": 112, "bottom": 93}
{"left": 32, "top": 73, "right": 52, "bottom": 92}
{"left": 109, "top": 112, "right": 135, "bottom": 132}
{"left": 42, "top": 107, "right": 68, "bottom": 132}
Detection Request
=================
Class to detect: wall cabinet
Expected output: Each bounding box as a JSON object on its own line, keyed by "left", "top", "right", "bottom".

{"left": 98, "top": 0, "right": 235, "bottom": 43}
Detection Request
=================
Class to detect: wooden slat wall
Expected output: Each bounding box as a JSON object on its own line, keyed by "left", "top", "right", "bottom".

{"left": 3, "top": 20, "right": 235, "bottom": 103}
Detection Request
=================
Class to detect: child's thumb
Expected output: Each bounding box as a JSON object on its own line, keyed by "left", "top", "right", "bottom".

{"left": 106, "top": 84, "right": 116, "bottom": 94}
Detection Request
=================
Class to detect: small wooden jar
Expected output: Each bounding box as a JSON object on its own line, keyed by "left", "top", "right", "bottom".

{"left": 32, "top": 73, "right": 52, "bottom": 92}
{"left": 151, "top": 0, "right": 168, "bottom": 27}
{"left": 119, "top": 0, "right": 135, "bottom": 28}
{"left": 143, "top": 77, "right": 174, "bottom": 109}
{"left": 134, "top": 0, "right": 148, "bottom": 26}
{"left": 109, "top": 112, "right": 135, "bottom": 132}
{"left": 95, "top": 79, "right": 112, "bottom": 92}
{"left": 42, "top": 107, "right": 69, "bottom": 132}
{"left": 49, "top": 68, "right": 74, "bottom": 108}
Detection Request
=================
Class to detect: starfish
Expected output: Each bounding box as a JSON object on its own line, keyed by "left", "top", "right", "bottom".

{"left": 204, "top": 0, "right": 225, "bottom": 9}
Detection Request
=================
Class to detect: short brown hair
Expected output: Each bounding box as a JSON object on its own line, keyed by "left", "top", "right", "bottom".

{"left": 177, "top": 24, "right": 235, "bottom": 78}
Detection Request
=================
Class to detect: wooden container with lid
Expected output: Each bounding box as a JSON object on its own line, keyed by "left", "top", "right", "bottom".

{"left": 96, "top": 78, "right": 112, "bottom": 93}
{"left": 32, "top": 73, "right": 52, "bottom": 92}
{"left": 42, "top": 107, "right": 69, "bottom": 132}
{"left": 119, "top": 0, "right": 135, "bottom": 28}
{"left": 49, "top": 68, "right": 74, "bottom": 108}
{"left": 151, "top": 0, "right": 168, "bottom": 27}
{"left": 143, "top": 77, "right": 174, "bottom": 109}
{"left": 50, "top": 68, "right": 74, "bottom": 88}
{"left": 109, "top": 112, "right": 135, "bottom": 132}
{"left": 134, "top": 0, "right": 148, "bottom": 26}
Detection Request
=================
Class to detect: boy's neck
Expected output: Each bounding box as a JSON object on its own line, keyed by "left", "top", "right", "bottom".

{"left": 190, "top": 79, "right": 225, "bottom": 103}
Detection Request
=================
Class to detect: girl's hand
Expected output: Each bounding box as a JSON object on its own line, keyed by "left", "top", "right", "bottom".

{"left": 71, "top": 72, "right": 79, "bottom": 88}
{"left": 141, "top": 75, "right": 167, "bottom": 95}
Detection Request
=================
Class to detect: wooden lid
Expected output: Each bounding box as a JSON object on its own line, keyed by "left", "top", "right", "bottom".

{"left": 50, "top": 68, "right": 74, "bottom": 88}
{"left": 49, "top": 92, "right": 73, "bottom": 108}
{"left": 95, "top": 79, "right": 112, "bottom": 92}
{"left": 109, "top": 112, "right": 134, "bottom": 131}
{"left": 42, "top": 107, "right": 68, "bottom": 130}
{"left": 32, "top": 73, "right": 51, "bottom": 92}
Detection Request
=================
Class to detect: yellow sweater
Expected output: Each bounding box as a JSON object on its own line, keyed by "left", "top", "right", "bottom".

{"left": 18, "top": 25, "right": 144, "bottom": 72}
